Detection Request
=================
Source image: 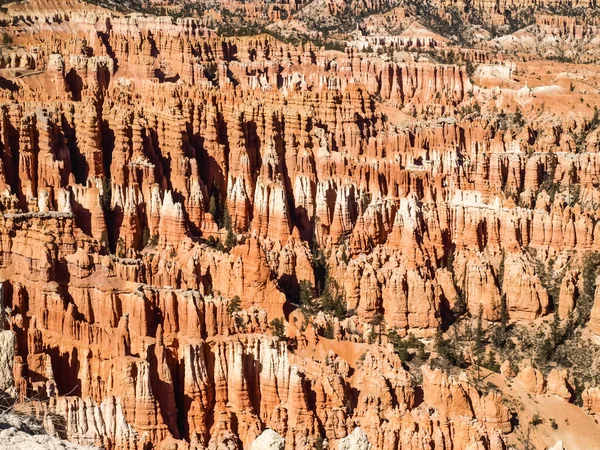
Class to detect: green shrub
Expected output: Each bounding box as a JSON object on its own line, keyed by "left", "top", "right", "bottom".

{"left": 2, "top": 32, "right": 12, "bottom": 45}
{"left": 434, "top": 329, "right": 466, "bottom": 367}
{"left": 531, "top": 414, "right": 544, "bottom": 427}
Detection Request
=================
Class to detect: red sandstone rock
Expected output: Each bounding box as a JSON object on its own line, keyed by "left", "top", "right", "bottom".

{"left": 1, "top": 1, "right": 600, "bottom": 449}
{"left": 516, "top": 366, "right": 546, "bottom": 395}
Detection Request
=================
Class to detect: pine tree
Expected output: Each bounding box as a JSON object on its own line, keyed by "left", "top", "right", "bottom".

{"left": 563, "top": 310, "right": 575, "bottom": 340}
{"left": 209, "top": 193, "right": 218, "bottom": 220}
{"left": 225, "top": 228, "right": 236, "bottom": 249}
{"left": 474, "top": 307, "right": 484, "bottom": 354}
{"left": 497, "top": 252, "right": 505, "bottom": 288}
{"left": 434, "top": 328, "right": 464, "bottom": 367}
{"left": 500, "top": 293, "right": 509, "bottom": 333}
{"left": 299, "top": 280, "right": 316, "bottom": 310}
{"left": 550, "top": 311, "right": 563, "bottom": 348}
{"left": 270, "top": 318, "right": 285, "bottom": 339}
{"left": 474, "top": 306, "right": 485, "bottom": 380}
{"left": 434, "top": 328, "right": 444, "bottom": 354}
{"left": 387, "top": 328, "right": 401, "bottom": 349}
{"left": 227, "top": 295, "right": 241, "bottom": 316}
{"left": 321, "top": 276, "right": 347, "bottom": 320}
{"left": 453, "top": 291, "right": 467, "bottom": 317}
{"left": 537, "top": 334, "right": 554, "bottom": 364}
{"left": 490, "top": 293, "right": 509, "bottom": 348}
{"left": 484, "top": 350, "right": 501, "bottom": 372}
{"left": 222, "top": 203, "right": 232, "bottom": 231}
{"left": 142, "top": 226, "right": 151, "bottom": 248}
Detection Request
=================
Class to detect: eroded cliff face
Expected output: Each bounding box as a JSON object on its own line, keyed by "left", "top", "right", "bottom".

{"left": 2, "top": 0, "right": 600, "bottom": 449}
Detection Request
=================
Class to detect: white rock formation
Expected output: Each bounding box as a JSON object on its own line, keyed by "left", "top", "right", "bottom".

{"left": 339, "top": 428, "right": 372, "bottom": 450}
{"left": 250, "top": 429, "right": 285, "bottom": 450}
{"left": 0, "top": 330, "right": 15, "bottom": 394}
{"left": 0, "top": 413, "right": 96, "bottom": 450}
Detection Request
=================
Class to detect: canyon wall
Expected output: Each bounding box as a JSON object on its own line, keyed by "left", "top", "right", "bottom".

{"left": 1, "top": 0, "right": 600, "bottom": 449}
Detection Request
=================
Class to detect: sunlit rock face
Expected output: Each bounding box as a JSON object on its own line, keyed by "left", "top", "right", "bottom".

{"left": 2, "top": 0, "right": 600, "bottom": 449}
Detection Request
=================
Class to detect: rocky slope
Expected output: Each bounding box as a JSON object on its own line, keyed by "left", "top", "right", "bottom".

{"left": 0, "top": 330, "right": 96, "bottom": 450}
{"left": 1, "top": 0, "right": 600, "bottom": 449}
{"left": 0, "top": 412, "right": 98, "bottom": 450}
